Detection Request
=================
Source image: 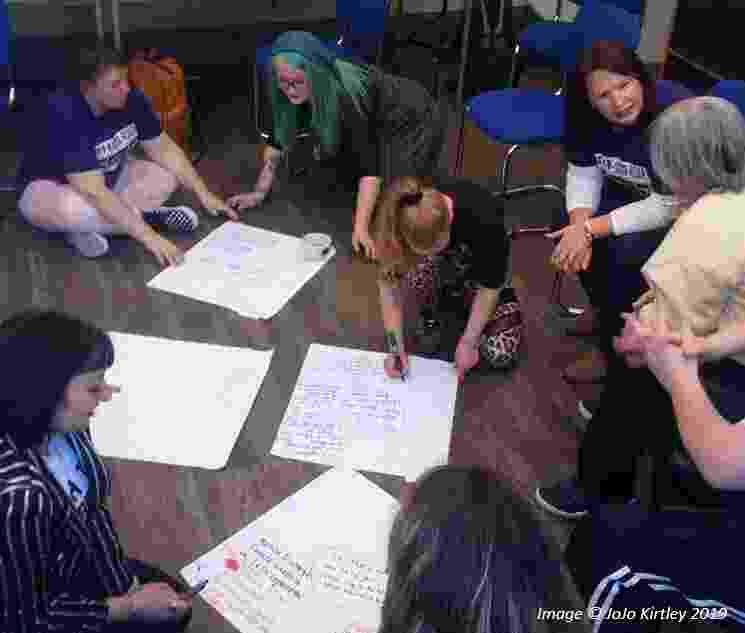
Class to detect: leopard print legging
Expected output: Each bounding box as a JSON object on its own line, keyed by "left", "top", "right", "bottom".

{"left": 404, "top": 245, "right": 523, "bottom": 369}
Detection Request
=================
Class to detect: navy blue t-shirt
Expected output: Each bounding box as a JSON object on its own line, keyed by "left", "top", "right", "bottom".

{"left": 565, "top": 80, "right": 692, "bottom": 201}
{"left": 17, "top": 85, "right": 161, "bottom": 192}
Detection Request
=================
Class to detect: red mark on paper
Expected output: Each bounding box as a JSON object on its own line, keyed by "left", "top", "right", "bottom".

{"left": 224, "top": 558, "right": 240, "bottom": 571}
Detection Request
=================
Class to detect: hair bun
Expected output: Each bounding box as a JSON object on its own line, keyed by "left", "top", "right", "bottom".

{"left": 399, "top": 190, "right": 423, "bottom": 207}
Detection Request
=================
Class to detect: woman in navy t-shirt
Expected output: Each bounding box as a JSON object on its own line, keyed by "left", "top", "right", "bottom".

{"left": 547, "top": 40, "right": 692, "bottom": 385}
{"left": 16, "top": 46, "right": 235, "bottom": 265}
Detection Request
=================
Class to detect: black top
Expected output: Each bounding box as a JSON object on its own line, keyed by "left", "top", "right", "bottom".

{"left": 268, "top": 65, "right": 443, "bottom": 180}
{"left": 435, "top": 177, "right": 509, "bottom": 290}
{"left": 379, "top": 178, "right": 509, "bottom": 290}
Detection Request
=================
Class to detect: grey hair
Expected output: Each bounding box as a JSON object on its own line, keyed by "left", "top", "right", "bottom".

{"left": 650, "top": 96, "right": 745, "bottom": 200}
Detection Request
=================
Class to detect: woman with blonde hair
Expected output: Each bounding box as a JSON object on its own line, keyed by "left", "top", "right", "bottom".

{"left": 371, "top": 176, "right": 521, "bottom": 380}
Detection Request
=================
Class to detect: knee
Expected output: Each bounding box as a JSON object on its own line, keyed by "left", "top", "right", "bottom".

{"left": 151, "top": 163, "right": 180, "bottom": 200}
{"left": 20, "top": 182, "right": 88, "bottom": 229}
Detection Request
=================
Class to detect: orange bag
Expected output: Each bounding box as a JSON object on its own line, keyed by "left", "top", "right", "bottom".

{"left": 128, "top": 48, "right": 191, "bottom": 154}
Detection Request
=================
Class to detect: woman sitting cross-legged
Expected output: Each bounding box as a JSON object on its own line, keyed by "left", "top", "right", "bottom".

{"left": 381, "top": 465, "right": 586, "bottom": 633}
{"left": 227, "top": 31, "right": 448, "bottom": 260}
{"left": 17, "top": 45, "right": 236, "bottom": 266}
{"left": 0, "top": 309, "right": 193, "bottom": 631}
{"left": 370, "top": 176, "right": 523, "bottom": 380}
{"left": 536, "top": 96, "right": 745, "bottom": 521}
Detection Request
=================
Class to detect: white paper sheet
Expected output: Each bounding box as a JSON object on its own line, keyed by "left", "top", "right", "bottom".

{"left": 270, "top": 344, "right": 457, "bottom": 480}
{"left": 147, "top": 222, "right": 335, "bottom": 319}
{"left": 91, "top": 332, "right": 274, "bottom": 469}
{"left": 180, "top": 469, "right": 399, "bottom": 633}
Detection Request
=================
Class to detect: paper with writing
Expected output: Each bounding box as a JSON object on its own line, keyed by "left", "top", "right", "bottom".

{"left": 181, "top": 469, "right": 398, "bottom": 633}
{"left": 271, "top": 344, "right": 457, "bottom": 479}
{"left": 201, "top": 535, "right": 313, "bottom": 633}
{"left": 147, "top": 222, "right": 335, "bottom": 319}
{"left": 92, "top": 332, "right": 273, "bottom": 469}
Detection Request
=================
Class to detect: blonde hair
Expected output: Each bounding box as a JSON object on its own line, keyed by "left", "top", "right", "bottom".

{"left": 372, "top": 177, "right": 450, "bottom": 277}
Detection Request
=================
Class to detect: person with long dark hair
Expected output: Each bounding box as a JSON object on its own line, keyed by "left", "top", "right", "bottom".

{"left": 547, "top": 40, "right": 691, "bottom": 389}
{"left": 227, "top": 31, "right": 448, "bottom": 260}
{"left": 0, "top": 309, "right": 193, "bottom": 631}
{"left": 381, "top": 465, "right": 585, "bottom": 633}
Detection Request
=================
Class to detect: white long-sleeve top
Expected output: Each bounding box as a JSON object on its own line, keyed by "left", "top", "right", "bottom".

{"left": 565, "top": 162, "right": 680, "bottom": 235}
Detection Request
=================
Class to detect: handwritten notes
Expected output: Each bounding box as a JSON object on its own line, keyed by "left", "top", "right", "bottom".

{"left": 92, "top": 332, "right": 274, "bottom": 469}
{"left": 271, "top": 344, "right": 458, "bottom": 480}
{"left": 147, "top": 222, "right": 335, "bottom": 319}
{"left": 315, "top": 546, "right": 387, "bottom": 606}
{"left": 181, "top": 469, "right": 399, "bottom": 633}
{"left": 202, "top": 536, "right": 313, "bottom": 633}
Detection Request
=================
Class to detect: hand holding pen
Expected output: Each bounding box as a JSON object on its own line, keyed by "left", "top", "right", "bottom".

{"left": 384, "top": 331, "right": 409, "bottom": 382}
{"left": 181, "top": 578, "right": 209, "bottom": 599}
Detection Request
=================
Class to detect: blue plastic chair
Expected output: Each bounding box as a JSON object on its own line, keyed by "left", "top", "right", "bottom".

{"left": 0, "top": 0, "right": 67, "bottom": 191}
{"left": 0, "top": 0, "right": 12, "bottom": 115}
{"left": 510, "top": 0, "right": 643, "bottom": 87}
{"left": 464, "top": 79, "right": 691, "bottom": 316}
{"left": 709, "top": 80, "right": 745, "bottom": 116}
{"left": 253, "top": 0, "right": 391, "bottom": 146}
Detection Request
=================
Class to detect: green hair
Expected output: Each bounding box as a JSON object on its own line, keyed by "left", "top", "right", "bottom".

{"left": 269, "top": 53, "right": 369, "bottom": 155}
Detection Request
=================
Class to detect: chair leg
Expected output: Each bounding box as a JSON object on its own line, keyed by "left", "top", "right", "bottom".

{"left": 501, "top": 143, "right": 564, "bottom": 200}
{"left": 551, "top": 270, "right": 585, "bottom": 317}
{"left": 508, "top": 42, "right": 522, "bottom": 88}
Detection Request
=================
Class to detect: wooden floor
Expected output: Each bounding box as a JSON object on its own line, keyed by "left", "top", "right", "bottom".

{"left": 0, "top": 23, "right": 614, "bottom": 630}
{"left": 0, "top": 137, "right": 600, "bottom": 630}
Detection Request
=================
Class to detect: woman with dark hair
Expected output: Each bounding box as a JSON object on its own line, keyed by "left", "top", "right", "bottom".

{"left": 369, "top": 176, "right": 522, "bottom": 379}
{"left": 227, "top": 31, "right": 448, "bottom": 260}
{"left": 0, "top": 309, "right": 193, "bottom": 631}
{"left": 547, "top": 40, "right": 691, "bottom": 387}
{"left": 381, "top": 465, "right": 585, "bottom": 633}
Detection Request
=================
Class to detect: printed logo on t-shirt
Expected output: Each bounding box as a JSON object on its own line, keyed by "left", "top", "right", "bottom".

{"left": 95, "top": 123, "right": 139, "bottom": 173}
{"left": 594, "top": 153, "right": 650, "bottom": 192}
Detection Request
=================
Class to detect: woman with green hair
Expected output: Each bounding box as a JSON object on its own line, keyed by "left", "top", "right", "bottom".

{"left": 227, "top": 31, "right": 448, "bottom": 259}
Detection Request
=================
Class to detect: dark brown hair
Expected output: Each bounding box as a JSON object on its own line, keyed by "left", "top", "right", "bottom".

{"left": 565, "top": 40, "right": 656, "bottom": 145}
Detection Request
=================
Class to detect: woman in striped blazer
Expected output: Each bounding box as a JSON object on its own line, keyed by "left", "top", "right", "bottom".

{"left": 0, "top": 309, "right": 192, "bottom": 631}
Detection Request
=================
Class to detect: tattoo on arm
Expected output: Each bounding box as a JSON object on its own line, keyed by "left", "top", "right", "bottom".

{"left": 385, "top": 330, "right": 400, "bottom": 353}
{"left": 256, "top": 154, "right": 281, "bottom": 194}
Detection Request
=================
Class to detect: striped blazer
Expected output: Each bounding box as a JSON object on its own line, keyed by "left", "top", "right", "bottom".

{"left": 0, "top": 431, "right": 134, "bottom": 632}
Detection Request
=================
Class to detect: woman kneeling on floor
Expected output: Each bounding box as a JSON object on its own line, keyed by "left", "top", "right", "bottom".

{"left": 370, "top": 176, "right": 523, "bottom": 380}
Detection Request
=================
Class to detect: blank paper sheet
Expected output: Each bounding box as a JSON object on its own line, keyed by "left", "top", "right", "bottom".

{"left": 91, "top": 331, "right": 274, "bottom": 469}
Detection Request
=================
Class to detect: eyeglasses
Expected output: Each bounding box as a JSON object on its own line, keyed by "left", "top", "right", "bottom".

{"left": 278, "top": 78, "right": 306, "bottom": 91}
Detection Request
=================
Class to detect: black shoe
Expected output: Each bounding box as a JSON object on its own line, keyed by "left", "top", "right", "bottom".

{"left": 414, "top": 309, "right": 443, "bottom": 355}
